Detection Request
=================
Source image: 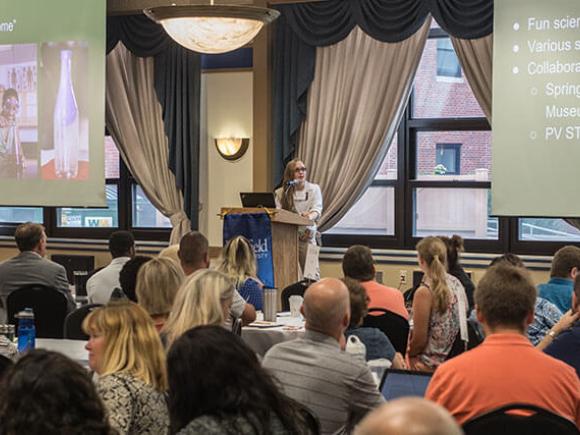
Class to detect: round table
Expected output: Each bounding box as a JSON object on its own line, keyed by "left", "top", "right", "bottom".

{"left": 242, "top": 313, "right": 305, "bottom": 357}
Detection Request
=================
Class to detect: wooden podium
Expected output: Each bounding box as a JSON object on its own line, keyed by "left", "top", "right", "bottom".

{"left": 221, "top": 207, "right": 312, "bottom": 291}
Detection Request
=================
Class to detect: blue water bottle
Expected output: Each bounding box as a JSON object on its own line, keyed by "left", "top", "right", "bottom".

{"left": 16, "top": 308, "right": 35, "bottom": 353}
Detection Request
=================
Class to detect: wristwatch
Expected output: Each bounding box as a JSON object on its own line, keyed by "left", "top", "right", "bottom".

{"left": 548, "top": 330, "right": 557, "bottom": 339}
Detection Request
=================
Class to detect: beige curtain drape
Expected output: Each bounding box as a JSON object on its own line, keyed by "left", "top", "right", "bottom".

{"left": 106, "top": 43, "right": 190, "bottom": 244}
{"left": 297, "top": 21, "right": 430, "bottom": 231}
{"left": 451, "top": 34, "right": 493, "bottom": 122}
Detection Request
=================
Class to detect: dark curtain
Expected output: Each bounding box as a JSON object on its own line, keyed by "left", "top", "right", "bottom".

{"left": 107, "top": 15, "right": 201, "bottom": 229}
{"left": 273, "top": 0, "right": 493, "bottom": 185}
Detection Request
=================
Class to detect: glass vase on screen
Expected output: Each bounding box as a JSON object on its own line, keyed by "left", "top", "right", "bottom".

{"left": 53, "top": 49, "right": 79, "bottom": 179}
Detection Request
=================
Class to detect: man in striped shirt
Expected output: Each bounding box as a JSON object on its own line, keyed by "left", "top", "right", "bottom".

{"left": 263, "top": 278, "right": 383, "bottom": 434}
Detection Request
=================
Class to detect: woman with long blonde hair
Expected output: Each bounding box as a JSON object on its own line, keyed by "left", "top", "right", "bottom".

{"left": 83, "top": 301, "right": 169, "bottom": 434}
{"left": 136, "top": 257, "right": 184, "bottom": 332}
{"left": 274, "top": 159, "right": 322, "bottom": 276}
{"left": 161, "top": 269, "right": 235, "bottom": 347}
{"left": 408, "top": 236, "right": 468, "bottom": 372}
{"left": 217, "top": 235, "right": 263, "bottom": 310}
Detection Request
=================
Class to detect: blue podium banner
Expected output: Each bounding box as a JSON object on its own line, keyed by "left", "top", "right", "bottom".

{"left": 223, "top": 213, "right": 275, "bottom": 288}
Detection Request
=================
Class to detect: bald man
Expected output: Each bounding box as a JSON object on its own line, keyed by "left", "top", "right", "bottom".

{"left": 263, "top": 278, "right": 383, "bottom": 435}
{"left": 355, "top": 398, "right": 462, "bottom": 435}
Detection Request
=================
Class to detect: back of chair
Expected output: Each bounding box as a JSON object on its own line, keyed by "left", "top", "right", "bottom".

{"left": 446, "top": 318, "right": 485, "bottom": 361}
{"left": 362, "top": 308, "right": 410, "bottom": 356}
{"left": 463, "top": 403, "right": 580, "bottom": 435}
{"left": 7, "top": 285, "right": 69, "bottom": 339}
{"left": 280, "top": 280, "right": 311, "bottom": 312}
{"left": 63, "top": 304, "right": 102, "bottom": 340}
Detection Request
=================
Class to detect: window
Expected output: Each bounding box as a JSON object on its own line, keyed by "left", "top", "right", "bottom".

{"left": 436, "top": 38, "right": 461, "bottom": 78}
{"left": 0, "top": 135, "right": 171, "bottom": 241}
{"left": 435, "top": 143, "right": 461, "bottom": 175}
{"left": 323, "top": 27, "right": 579, "bottom": 255}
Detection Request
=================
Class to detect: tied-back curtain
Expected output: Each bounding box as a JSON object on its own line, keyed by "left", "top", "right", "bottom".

{"left": 106, "top": 43, "right": 190, "bottom": 244}
{"left": 273, "top": 0, "right": 494, "bottom": 185}
{"left": 297, "top": 22, "right": 430, "bottom": 231}
{"left": 107, "top": 15, "right": 201, "bottom": 231}
{"left": 451, "top": 34, "right": 493, "bottom": 122}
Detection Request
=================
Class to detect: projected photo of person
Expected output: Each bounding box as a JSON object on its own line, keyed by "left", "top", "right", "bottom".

{"left": 39, "top": 41, "right": 89, "bottom": 181}
{"left": 0, "top": 44, "right": 39, "bottom": 179}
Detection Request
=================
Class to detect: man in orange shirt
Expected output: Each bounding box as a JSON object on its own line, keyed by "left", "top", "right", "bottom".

{"left": 342, "top": 245, "right": 408, "bottom": 320}
{"left": 426, "top": 264, "right": 580, "bottom": 427}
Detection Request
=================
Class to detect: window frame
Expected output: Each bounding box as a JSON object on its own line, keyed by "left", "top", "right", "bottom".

{"left": 0, "top": 145, "right": 171, "bottom": 242}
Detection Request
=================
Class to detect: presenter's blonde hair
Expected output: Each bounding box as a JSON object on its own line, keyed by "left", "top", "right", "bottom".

{"left": 82, "top": 301, "right": 167, "bottom": 391}
{"left": 162, "top": 269, "right": 235, "bottom": 346}
{"left": 136, "top": 257, "right": 184, "bottom": 316}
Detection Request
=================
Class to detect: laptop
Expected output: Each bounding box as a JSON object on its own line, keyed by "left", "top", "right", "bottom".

{"left": 240, "top": 192, "right": 277, "bottom": 208}
{"left": 379, "top": 369, "right": 433, "bottom": 400}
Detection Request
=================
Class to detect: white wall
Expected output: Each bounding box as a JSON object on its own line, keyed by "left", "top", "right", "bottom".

{"left": 199, "top": 71, "right": 253, "bottom": 246}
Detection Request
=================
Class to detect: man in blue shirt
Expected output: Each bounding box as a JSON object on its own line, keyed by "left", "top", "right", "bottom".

{"left": 538, "top": 245, "right": 580, "bottom": 313}
{"left": 544, "top": 275, "right": 580, "bottom": 377}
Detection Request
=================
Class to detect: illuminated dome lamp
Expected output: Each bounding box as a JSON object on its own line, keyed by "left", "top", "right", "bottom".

{"left": 144, "top": 1, "right": 280, "bottom": 54}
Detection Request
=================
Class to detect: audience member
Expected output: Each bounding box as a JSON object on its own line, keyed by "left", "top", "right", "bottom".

{"left": 158, "top": 243, "right": 180, "bottom": 264}
{"left": 408, "top": 237, "right": 468, "bottom": 371}
{"left": 343, "top": 277, "right": 398, "bottom": 364}
{"left": 538, "top": 245, "right": 580, "bottom": 313}
{"left": 263, "top": 278, "right": 383, "bottom": 434}
{"left": 439, "top": 235, "right": 475, "bottom": 310}
{"left": 342, "top": 245, "right": 408, "bottom": 320}
{"left": 426, "top": 264, "right": 580, "bottom": 426}
{"left": 218, "top": 235, "right": 264, "bottom": 310}
{"left": 178, "top": 231, "right": 210, "bottom": 275}
{"left": 490, "top": 253, "right": 568, "bottom": 346}
{"left": 87, "top": 231, "right": 135, "bottom": 304}
{"left": 178, "top": 231, "right": 256, "bottom": 325}
{"left": 114, "top": 255, "right": 151, "bottom": 302}
{"left": 136, "top": 257, "right": 184, "bottom": 332}
{"left": 83, "top": 301, "right": 169, "bottom": 434}
{"left": 162, "top": 269, "right": 234, "bottom": 347}
{"left": 0, "top": 222, "right": 74, "bottom": 321}
{"left": 0, "top": 349, "right": 113, "bottom": 434}
{"left": 544, "top": 273, "right": 580, "bottom": 377}
{"left": 355, "top": 398, "right": 462, "bottom": 435}
{"left": 167, "top": 325, "right": 314, "bottom": 434}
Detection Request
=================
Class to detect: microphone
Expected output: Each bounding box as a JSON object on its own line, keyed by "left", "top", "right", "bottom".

{"left": 286, "top": 179, "right": 299, "bottom": 187}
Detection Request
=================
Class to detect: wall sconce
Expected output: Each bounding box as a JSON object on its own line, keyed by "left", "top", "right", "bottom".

{"left": 214, "top": 137, "right": 249, "bottom": 161}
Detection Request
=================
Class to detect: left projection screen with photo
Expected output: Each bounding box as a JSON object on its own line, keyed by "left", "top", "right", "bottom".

{"left": 0, "top": 0, "right": 105, "bottom": 207}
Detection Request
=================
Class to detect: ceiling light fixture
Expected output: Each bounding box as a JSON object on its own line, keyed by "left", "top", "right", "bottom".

{"left": 144, "top": 1, "right": 280, "bottom": 54}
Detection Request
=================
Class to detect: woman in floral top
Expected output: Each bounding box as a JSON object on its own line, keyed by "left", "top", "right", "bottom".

{"left": 408, "top": 237, "right": 468, "bottom": 371}
{"left": 83, "top": 301, "right": 169, "bottom": 434}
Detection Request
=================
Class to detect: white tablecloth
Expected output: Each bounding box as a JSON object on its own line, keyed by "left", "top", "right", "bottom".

{"left": 242, "top": 313, "right": 305, "bottom": 356}
{"left": 36, "top": 338, "right": 88, "bottom": 365}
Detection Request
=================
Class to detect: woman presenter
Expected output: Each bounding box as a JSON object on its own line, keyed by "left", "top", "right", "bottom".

{"left": 275, "top": 159, "right": 322, "bottom": 278}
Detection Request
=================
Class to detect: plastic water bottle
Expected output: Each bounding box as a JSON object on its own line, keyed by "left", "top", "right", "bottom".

{"left": 16, "top": 308, "right": 35, "bottom": 353}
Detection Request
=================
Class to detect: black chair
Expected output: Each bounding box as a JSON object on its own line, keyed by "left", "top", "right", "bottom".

{"left": 50, "top": 254, "right": 95, "bottom": 284}
{"left": 280, "top": 279, "right": 314, "bottom": 312}
{"left": 7, "top": 285, "right": 69, "bottom": 339}
{"left": 446, "top": 318, "right": 484, "bottom": 360}
{"left": 362, "top": 308, "right": 410, "bottom": 356}
{"left": 293, "top": 400, "right": 320, "bottom": 435}
{"left": 231, "top": 316, "right": 242, "bottom": 337}
{"left": 63, "top": 304, "right": 102, "bottom": 340}
{"left": 463, "top": 403, "right": 580, "bottom": 435}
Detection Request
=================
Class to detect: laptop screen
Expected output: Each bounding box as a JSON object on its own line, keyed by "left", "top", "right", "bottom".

{"left": 379, "top": 369, "right": 432, "bottom": 400}
{"left": 240, "top": 192, "right": 277, "bottom": 208}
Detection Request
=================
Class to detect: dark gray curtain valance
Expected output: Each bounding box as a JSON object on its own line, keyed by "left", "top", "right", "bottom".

{"left": 273, "top": 0, "right": 493, "bottom": 184}
{"left": 107, "top": 15, "right": 201, "bottom": 229}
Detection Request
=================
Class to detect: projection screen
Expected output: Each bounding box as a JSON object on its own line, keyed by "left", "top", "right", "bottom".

{"left": 0, "top": 0, "right": 105, "bottom": 206}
